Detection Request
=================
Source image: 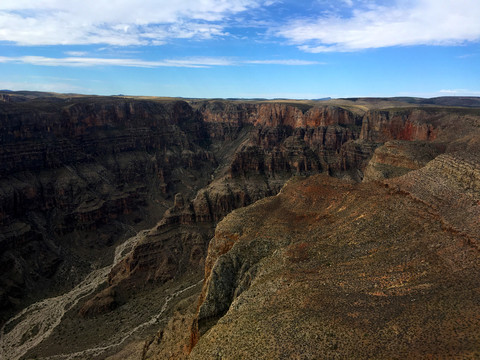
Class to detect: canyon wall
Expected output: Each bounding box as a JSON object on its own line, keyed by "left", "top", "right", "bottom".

{"left": 185, "top": 107, "right": 480, "bottom": 359}
{"left": 0, "top": 98, "right": 217, "bottom": 320}
{"left": 1, "top": 94, "right": 470, "bottom": 324}
{"left": 188, "top": 169, "right": 480, "bottom": 359}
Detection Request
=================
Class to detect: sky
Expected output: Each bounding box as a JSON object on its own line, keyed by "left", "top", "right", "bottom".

{"left": 0, "top": 0, "right": 479, "bottom": 99}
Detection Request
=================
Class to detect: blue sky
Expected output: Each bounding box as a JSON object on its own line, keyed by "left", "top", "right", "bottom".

{"left": 0, "top": 0, "right": 479, "bottom": 98}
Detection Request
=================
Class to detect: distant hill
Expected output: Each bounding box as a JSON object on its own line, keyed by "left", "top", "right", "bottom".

{"left": 342, "top": 96, "right": 480, "bottom": 108}
{"left": 1, "top": 90, "right": 479, "bottom": 108}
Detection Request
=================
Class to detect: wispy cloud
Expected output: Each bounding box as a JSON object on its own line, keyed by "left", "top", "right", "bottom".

{"left": 277, "top": 0, "right": 480, "bottom": 52}
{"left": 0, "top": 56, "right": 230, "bottom": 68}
{"left": 439, "top": 89, "right": 480, "bottom": 96}
{"left": 0, "top": 0, "right": 268, "bottom": 45}
{"left": 64, "top": 51, "right": 88, "bottom": 56}
{"left": 0, "top": 80, "right": 87, "bottom": 93}
{"left": 244, "top": 59, "right": 322, "bottom": 65}
{"left": 0, "top": 55, "right": 320, "bottom": 68}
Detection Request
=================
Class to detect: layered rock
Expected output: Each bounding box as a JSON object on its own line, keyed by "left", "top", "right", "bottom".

{"left": 3, "top": 96, "right": 470, "bottom": 321}
{"left": 387, "top": 153, "right": 480, "bottom": 244}
{"left": 0, "top": 97, "right": 217, "bottom": 320}
{"left": 198, "top": 101, "right": 367, "bottom": 177}
{"left": 102, "top": 102, "right": 371, "bottom": 304}
{"left": 0, "top": 94, "right": 480, "bottom": 357}
{"left": 101, "top": 176, "right": 285, "bottom": 310}
{"left": 2, "top": 93, "right": 479, "bottom": 357}
{"left": 360, "top": 109, "right": 438, "bottom": 141}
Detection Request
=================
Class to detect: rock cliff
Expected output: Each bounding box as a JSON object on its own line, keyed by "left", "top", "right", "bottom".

{"left": 2, "top": 93, "right": 480, "bottom": 359}
{"left": 142, "top": 101, "right": 480, "bottom": 359}
{"left": 363, "top": 140, "right": 445, "bottom": 181}
{"left": 1, "top": 96, "right": 474, "bottom": 320}
{"left": 0, "top": 97, "right": 217, "bottom": 320}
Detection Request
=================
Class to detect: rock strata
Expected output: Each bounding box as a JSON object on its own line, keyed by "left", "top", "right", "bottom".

{"left": 363, "top": 140, "right": 445, "bottom": 181}
{"left": 2, "top": 93, "right": 480, "bottom": 358}
{"left": 0, "top": 97, "right": 217, "bottom": 320}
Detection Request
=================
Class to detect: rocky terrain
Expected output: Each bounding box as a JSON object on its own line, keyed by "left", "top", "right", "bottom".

{"left": 0, "top": 95, "right": 217, "bottom": 324}
{"left": 0, "top": 91, "right": 479, "bottom": 359}
{"left": 189, "top": 170, "right": 479, "bottom": 359}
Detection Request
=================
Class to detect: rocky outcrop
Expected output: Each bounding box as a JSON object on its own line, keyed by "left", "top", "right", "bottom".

{"left": 363, "top": 140, "right": 445, "bottom": 181}
{"left": 106, "top": 176, "right": 285, "bottom": 296}
{"left": 140, "top": 292, "right": 200, "bottom": 360}
{"left": 386, "top": 153, "right": 480, "bottom": 244}
{"left": 189, "top": 173, "right": 480, "bottom": 359}
{"left": 78, "top": 287, "right": 118, "bottom": 318}
{"left": 360, "top": 109, "right": 438, "bottom": 141}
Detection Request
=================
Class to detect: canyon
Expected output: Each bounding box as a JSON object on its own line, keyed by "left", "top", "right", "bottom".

{"left": 0, "top": 91, "right": 479, "bottom": 359}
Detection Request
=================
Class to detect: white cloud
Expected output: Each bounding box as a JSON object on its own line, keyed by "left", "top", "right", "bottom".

{"left": 0, "top": 0, "right": 265, "bottom": 45}
{"left": 277, "top": 0, "right": 480, "bottom": 52}
{"left": 0, "top": 55, "right": 319, "bottom": 68}
{"left": 64, "top": 51, "right": 87, "bottom": 56}
{"left": 0, "top": 56, "right": 231, "bottom": 68}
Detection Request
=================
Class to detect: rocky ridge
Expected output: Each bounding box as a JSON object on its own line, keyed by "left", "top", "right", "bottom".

{"left": 188, "top": 168, "right": 480, "bottom": 358}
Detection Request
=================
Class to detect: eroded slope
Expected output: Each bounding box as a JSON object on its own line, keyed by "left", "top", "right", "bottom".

{"left": 190, "top": 169, "right": 480, "bottom": 358}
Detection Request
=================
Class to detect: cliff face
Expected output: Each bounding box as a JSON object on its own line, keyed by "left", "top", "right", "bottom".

{"left": 0, "top": 98, "right": 217, "bottom": 319}
{"left": 363, "top": 140, "right": 445, "bottom": 181}
{"left": 103, "top": 102, "right": 370, "bottom": 307}
{"left": 198, "top": 101, "right": 361, "bottom": 128}
{"left": 1, "top": 94, "right": 476, "bottom": 331}
{"left": 360, "top": 109, "right": 438, "bottom": 142}
{"left": 198, "top": 101, "right": 371, "bottom": 180}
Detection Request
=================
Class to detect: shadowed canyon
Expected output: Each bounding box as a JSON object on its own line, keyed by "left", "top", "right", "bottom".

{"left": 0, "top": 91, "right": 479, "bottom": 359}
